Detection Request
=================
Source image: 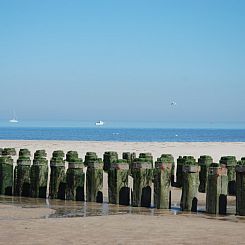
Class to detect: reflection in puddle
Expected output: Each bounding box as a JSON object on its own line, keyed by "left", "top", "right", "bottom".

{"left": 0, "top": 195, "right": 240, "bottom": 222}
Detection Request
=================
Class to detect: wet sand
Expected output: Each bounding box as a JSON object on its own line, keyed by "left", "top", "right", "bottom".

{"left": 0, "top": 189, "right": 244, "bottom": 245}
{"left": 1, "top": 213, "right": 245, "bottom": 245}
{"left": 0, "top": 140, "right": 245, "bottom": 244}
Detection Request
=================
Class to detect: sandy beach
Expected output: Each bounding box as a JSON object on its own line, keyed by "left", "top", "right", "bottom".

{"left": 0, "top": 140, "right": 245, "bottom": 244}
{"left": 1, "top": 140, "right": 245, "bottom": 162}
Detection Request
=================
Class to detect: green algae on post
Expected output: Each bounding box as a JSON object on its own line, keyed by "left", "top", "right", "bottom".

{"left": 66, "top": 151, "right": 85, "bottom": 201}
{"left": 131, "top": 156, "right": 153, "bottom": 208}
{"left": 180, "top": 156, "right": 199, "bottom": 212}
{"left": 198, "top": 155, "right": 213, "bottom": 193}
{"left": 108, "top": 159, "right": 129, "bottom": 205}
{"left": 0, "top": 155, "right": 14, "bottom": 195}
{"left": 219, "top": 156, "right": 237, "bottom": 195}
{"left": 86, "top": 153, "right": 103, "bottom": 203}
{"left": 49, "top": 150, "right": 66, "bottom": 199}
{"left": 206, "top": 163, "right": 228, "bottom": 214}
{"left": 154, "top": 154, "right": 173, "bottom": 209}
{"left": 103, "top": 151, "right": 118, "bottom": 172}
{"left": 14, "top": 149, "right": 31, "bottom": 197}
{"left": 235, "top": 159, "right": 245, "bottom": 215}
{"left": 30, "top": 150, "right": 48, "bottom": 198}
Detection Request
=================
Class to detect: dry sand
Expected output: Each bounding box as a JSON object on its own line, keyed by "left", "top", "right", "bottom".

{"left": 0, "top": 140, "right": 245, "bottom": 162}
{"left": 0, "top": 140, "right": 245, "bottom": 244}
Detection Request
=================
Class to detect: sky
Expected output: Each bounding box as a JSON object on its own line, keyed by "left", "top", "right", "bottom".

{"left": 0, "top": 0, "right": 244, "bottom": 123}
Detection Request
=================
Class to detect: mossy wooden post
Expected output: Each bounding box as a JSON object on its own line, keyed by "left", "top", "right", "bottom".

{"left": 2, "top": 148, "right": 16, "bottom": 156}
{"left": 171, "top": 159, "right": 175, "bottom": 187}
{"left": 14, "top": 149, "right": 31, "bottom": 197}
{"left": 103, "top": 151, "right": 118, "bottom": 172}
{"left": 235, "top": 159, "right": 245, "bottom": 215}
{"left": 139, "top": 153, "right": 153, "bottom": 167}
{"left": 198, "top": 155, "right": 213, "bottom": 193}
{"left": 206, "top": 163, "right": 228, "bottom": 214}
{"left": 30, "top": 150, "right": 48, "bottom": 198}
{"left": 176, "top": 156, "right": 185, "bottom": 187}
{"left": 0, "top": 156, "right": 14, "bottom": 195}
{"left": 180, "top": 157, "right": 200, "bottom": 212}
{"left": 131, "top": 158, "right": 153, "bottom": 207}
{"left": 219, "top": 156, "right": 237, "bottom": 195}
{"left": 84, "top": 152, "right": 98, "bottom": 167}
{"left": 49, "top": 150, "right": 66, "bottom": 199}
{"left": 122, "top": 152, "right": 136, "bottom": 174}
{"left": 66, "top": 151, "right": 85, "bottom": 201}
{"left": 154, "top": 154, "right": 173, "bottom": 209}
{"left": 108, "top": 159, "right": 129, "bottom": 205}
{"left": 176, "top": 156, "right": 195, "bottom": 188}
{"left": 122, "top": 152, "right": 136, "bottom": 163}
{"left": 86, "top": 156, "right": 103, "bottom": 203}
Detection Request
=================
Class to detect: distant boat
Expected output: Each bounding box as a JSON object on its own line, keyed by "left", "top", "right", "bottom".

{"left": 9, "top": 118, "right": 18, "bottom": 123}
{"left": 9, "top": 110, "right": 18, "bottom": 123}
{"left": 95, "top": 120, "right": 104, "bottom": 126}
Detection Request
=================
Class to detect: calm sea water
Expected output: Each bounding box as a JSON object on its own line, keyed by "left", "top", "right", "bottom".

{"left": 0, "top": 121, "right": 245, "bottom": 142}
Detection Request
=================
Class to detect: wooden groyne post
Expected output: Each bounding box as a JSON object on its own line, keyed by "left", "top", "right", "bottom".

{"left": 154, "top": 154, "right": 172, "bottom": 209}
{"left": 85, "top": 152, "right": 103, "bottom": 203}
{"left": 235, "top": 159, "right": 245, "bottom": 215}
{"left": 131, "top": 155, "right": 153, "bottom": 207}
{"left": 49, "top": 150, "right": 66, "bottom": 199}
{"left": 122, "top": 152, "right": 136, "bottom": 174}
{"left": 177, "top": 156, "right": 196, "bottom": 188}
{"left": 103, "top": 151, "right": 118, "bottom": 172}
{"left": 14, "top": 149, "right": 31, "bottom": 197}
{"left": 0, "top": 155, "right": 13, "bottom": 195}
{"left": 2, "top": 148, "right": 16, "bottom": 157}
{"left": 176, "top": 156, "right": 185, "bottom": 187}
{"left": 219, "top": 156, "right": 237, "bottom": 195}
{"left": 108, "top": 159, "right": 130, "bottom": 205}
{"left": 180, "top": 156, "right": 200, "bottom": 212}
{"left": 30, "top": 150, "right": 48, "bottom": 198}
{"left": 206, "top": 163, "right": 228, "bottom": 214}
{"left": 66, "top": 151, "right": 85, "bottom": 201}
{"left": 198, "top": 155, "right": 213, "bottom": 193}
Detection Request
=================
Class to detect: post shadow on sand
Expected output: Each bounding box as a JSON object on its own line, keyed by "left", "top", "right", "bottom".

{"left": 141, "top": 186, "right": 151, "bottom": 208}
{"left": 219, "top": 194, "right": 227, "bottom": 215}
{"left": 76, "top": 186, "right": 84, "bottom": 201}
{"left": 39, "top": 186, "right": 47, "bottom": 198}
{"left": 58, "top": 182, "right": 66, "bottom": 200}
{"left": 22, "top": 183, "right": 31, "bottom": 197}
{"left": 96, "top": 191, "right": 103, "bottom": 203}
{"left": 119, "top": 187, "right": 130, "bottom": 206}
{"left": 191, "top": 197, "right": 198, "bottom": 212}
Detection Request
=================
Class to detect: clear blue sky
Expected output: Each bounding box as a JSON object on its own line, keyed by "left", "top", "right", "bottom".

{"left": 0, "top": 0, "right": 244, "bottom": 123}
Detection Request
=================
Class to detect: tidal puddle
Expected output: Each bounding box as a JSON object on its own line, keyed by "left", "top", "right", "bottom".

{"left": 0, "top": 194, "right": 239, "bottom": 222}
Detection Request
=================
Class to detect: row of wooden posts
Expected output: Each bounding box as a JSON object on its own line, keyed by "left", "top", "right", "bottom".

{"left": 0, "top": 148, "right": 245, "bottom": 215}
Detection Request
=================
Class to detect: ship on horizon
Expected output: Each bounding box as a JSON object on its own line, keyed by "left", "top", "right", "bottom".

{"left": 95, "top": 120, "right": 104, "bottom": 126}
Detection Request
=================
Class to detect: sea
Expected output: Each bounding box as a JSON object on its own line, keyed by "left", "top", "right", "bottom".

{"left": 0, "top": 121, "right": 245, "bottom": 142}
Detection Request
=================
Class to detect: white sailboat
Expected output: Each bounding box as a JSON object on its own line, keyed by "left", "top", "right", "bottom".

{"left": 9, "top": 118, "right": 18, "bottom": 123}
{"left": 9, "top": 111, "right": 18, "bottom": 123}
